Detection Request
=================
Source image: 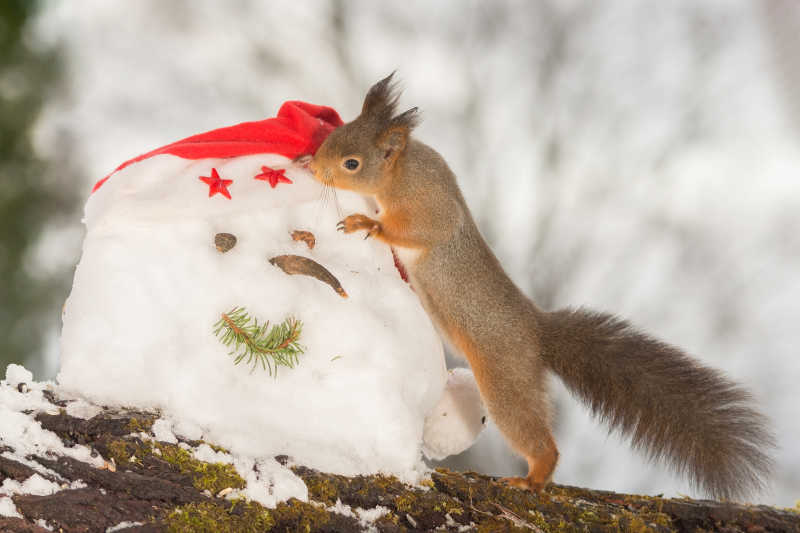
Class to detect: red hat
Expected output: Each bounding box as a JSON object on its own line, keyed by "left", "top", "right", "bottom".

{"left": 92, "top": 101, "right": 343, "bottom": 193}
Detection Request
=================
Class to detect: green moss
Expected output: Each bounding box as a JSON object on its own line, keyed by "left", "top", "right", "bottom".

{"left": 302, "top": 475, "right": 339, "bottom": 505}
{"left": 165, "top": 500, "right": 273, "bottom": 532}
{"left": 126, "top": 416, "right": 154, "bottom": 433}
{"left": 270, "top": 498, "right": 335, "bottom": 530}
{"left": 374, "top": 510, "right": 399, "bottom": 527}
{"left": 394, "top": 492, "right": 416, "bottom": 513}
{"left": 103, "top": 437, "right": 245, "bottom": 494}
{"left": 106, "top": 439, "right": 137, "bottom": 465}
{"left": 527, "top": 510, "right": 554, "bottom": 531}
{"left": 155, "top": 442, "right": 245, "bottom": 494}
{"left": 419, "top": 478, "right": 435, "bottom": 489}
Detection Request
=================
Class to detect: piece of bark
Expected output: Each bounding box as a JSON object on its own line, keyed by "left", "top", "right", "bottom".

{"left": 0, "top": 517, "right": 52, "bottom": 533}
{"left": 269, "top": 254, "right": 347, "bottom": 298}
{"left": 0, "top": 455, "right": 38, "bottom": 482}
{"left": 291, "top": 230, "right": 316, "bottom": 250}
{"left": 14, "top": 487, "right": 163, "bottom": 533}
{"left": 214, "top": 232, "right": 237, "bottom": 253}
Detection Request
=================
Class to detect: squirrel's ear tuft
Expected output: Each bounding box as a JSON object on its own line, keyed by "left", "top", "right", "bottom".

{"left": 362, "top": 72, "right": 400, "bottom": 123}
{"left": 389, "top": 107, "right": 420, "bottom": 132}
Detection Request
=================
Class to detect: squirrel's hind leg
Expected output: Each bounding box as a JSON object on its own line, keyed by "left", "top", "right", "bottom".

{"left": 499, "top": 433, "right": 559, "bottom": 492}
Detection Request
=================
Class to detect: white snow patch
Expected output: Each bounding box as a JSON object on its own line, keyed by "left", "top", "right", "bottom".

{"left": 4, "top": 364, "right": 33, "bottom": 387}
{"left": 151, "top": 418, "right": 178, "bottom": 444}
{"left": 192, "top": 443, "right": 233, "bottom": 464}
{"left": 327, "top": 498, "right": 355, "bottom": 517}
{"left": 106, "top": 521, "right": 144, "bottom": 532}
{"left": 65, "top": 398, "right": 103, "bottom": 419}
{"left": 0, "top": 370, "right": 104, "bottom": 472}
{"left": 356, "top": 505, "right": 390, "bottom": 526}
{"left": 226, "top": 456, "right": 307, "bottom": 508}
{"left": 0, "top": 473, "right": 61, "bottom": 497}
{"left": 172, "top": 419, "right": 203, "bottom": 441}
{"left": 36, "top": 518, "right": 54, "bottom": 531}
{"left": 324, "top": 500, "right": 389, "bottom": 529}
{"left": 0, "top": 496, "right": 22, "bottom": 518}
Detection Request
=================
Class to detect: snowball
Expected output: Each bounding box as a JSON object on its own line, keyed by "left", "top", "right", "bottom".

{"left": 422, "top": 368, "right": 488, "bottom": 460}
{"left": 58, "top": 153, "right": 448, "bottom": 480}
{"left": 3, "top": 364, "right": 33, "bottom": 387}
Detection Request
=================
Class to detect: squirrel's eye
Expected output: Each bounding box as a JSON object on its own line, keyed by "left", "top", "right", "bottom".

{"left": 343, "top": 158, "right": 360, "bottom": 171}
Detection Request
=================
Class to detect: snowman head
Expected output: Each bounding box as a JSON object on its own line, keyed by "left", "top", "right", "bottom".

{"left": 59, "top": 99, "right": 483, "bottom": 480}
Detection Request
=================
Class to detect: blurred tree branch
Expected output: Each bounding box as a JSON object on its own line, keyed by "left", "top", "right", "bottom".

{"left": 0, "top": 1, "right": 78, "bottom": 376}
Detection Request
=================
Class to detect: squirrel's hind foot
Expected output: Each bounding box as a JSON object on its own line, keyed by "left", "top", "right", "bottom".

{"left": 498, "top": 437, "right": 559, "bottom": 493}
{"left": 498, "top": 476, "right": 546, "bottom": 492}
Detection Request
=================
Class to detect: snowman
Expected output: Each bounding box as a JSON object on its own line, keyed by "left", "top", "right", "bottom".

{"left": 59, "top": 100, "right": 486, "bottom": 479}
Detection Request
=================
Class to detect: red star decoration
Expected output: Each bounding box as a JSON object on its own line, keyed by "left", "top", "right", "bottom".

{"left": 254, "top": 165, "right": 293, "bottom": 188}
{"left": 199, "top": 168, "right": 233, "bottom": 199}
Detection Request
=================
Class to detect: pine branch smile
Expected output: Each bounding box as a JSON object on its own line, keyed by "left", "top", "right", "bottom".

{"left": 213, "top": 306, "right": 304, "bottom": 376}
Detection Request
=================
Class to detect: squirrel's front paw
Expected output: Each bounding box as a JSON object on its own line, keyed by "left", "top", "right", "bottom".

{"left": 337, "top": 214, "right": 381, "bottom": 240}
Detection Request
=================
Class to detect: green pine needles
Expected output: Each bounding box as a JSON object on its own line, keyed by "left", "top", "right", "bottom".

{"left": 213, "top": 307, "right": 304, "bottom": 376}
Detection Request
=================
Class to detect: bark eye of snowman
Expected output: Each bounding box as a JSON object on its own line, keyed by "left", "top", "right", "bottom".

{"left": 342, "top": 157, "right": 360, "bottom": 172}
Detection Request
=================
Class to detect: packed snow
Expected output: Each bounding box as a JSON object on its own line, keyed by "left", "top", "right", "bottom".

{"left": 106, "top": 522, "right": 144, "bottom": 533}
{"left": 0, "top": 497, "right": 22, "bottom": 518}
{"left": 57, "top": 151, "right": 486, "bottom": 494}
{"left": 0, "top": 367, "right": 103, "bottom": 470}
{"left": 0, "top": 366, "right": 100, "bottom": 518}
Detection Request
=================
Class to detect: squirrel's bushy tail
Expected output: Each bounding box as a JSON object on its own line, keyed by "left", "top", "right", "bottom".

{"left": 539, "top": 308, "right": 774, "bottom": 501}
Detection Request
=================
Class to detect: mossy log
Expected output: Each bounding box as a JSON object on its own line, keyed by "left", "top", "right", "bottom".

{"left": 1, "top": 392, "right": 798, "bottom": 532}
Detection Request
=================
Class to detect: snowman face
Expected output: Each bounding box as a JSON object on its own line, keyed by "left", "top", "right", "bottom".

{"left": 60, "top": 153, "right": 449, "bottom": 478}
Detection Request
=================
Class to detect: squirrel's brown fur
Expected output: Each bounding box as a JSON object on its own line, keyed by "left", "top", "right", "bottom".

{"left": 310, "top": 73, "right": 774, "bottom": 500}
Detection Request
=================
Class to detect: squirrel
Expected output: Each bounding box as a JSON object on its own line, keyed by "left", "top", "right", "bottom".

{"left": 309, "top": 73, "right": 774, "bottom": 500}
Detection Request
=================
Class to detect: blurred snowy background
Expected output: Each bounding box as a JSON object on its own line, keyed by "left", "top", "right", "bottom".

{"left": 1, "top": 0, "right": 798, "bottom": 506}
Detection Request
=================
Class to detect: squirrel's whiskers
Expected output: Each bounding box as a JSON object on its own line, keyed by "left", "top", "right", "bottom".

{"left": 313, "top": 174, "right": 343, "bottom": 228}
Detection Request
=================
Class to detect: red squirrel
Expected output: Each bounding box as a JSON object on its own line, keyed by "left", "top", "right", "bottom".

{"left": 309, "top": 74, "right": 774, "bottom": 500}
